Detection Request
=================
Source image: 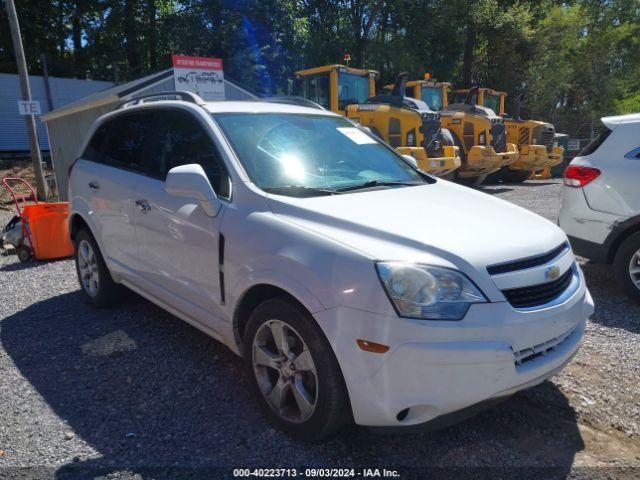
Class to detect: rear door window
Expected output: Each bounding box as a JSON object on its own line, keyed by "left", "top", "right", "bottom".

{"left": 145, "top": 109, "right": 231, "bottom": 199}
{"left": 102, "top": 112, "right": 154, "bottom": 172}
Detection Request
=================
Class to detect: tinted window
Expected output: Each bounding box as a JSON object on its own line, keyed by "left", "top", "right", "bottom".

{"left": 103, "top": 113, "right": 154, "bottom": 171}
{"left": 294, "top": 74, "right": 330, "bottom": 109}
{"left": 338, "top": 72, "right": 370, "bottom": 110}
{"left": 421, "top": 87, "right": 443, "bottom": 110}
{"left": 82, "top": 121, "right": 111, "bottom": 162}
{"left": 147, "top": 110, "right": 230, "bottom": 199}
{"left": 579, "top": 128, "right": 612, "bottom": 156}
{"left": 483, "top": 93, "right": 500, "bottom": 113}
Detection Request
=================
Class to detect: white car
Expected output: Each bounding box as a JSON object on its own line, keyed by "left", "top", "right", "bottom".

{"left": 68, "top": 92, "right": 593, "bottom": 440}
{"left": 559, "top": 113, "right": 640, "bottom": 302}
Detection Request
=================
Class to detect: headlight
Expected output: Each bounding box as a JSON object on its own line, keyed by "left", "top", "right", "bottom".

{"left": 376, "top": 262, "right": 486, "bottom": 320}
{"left": 478, "top": 132, "right": 486, "bottom": 145}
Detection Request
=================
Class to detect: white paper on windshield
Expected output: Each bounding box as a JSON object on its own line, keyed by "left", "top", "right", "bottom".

{"left": 337, "top": 127, "right": 376, "bottom": 145}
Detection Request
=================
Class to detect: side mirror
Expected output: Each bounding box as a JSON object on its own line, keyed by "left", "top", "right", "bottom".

{"left": 402, "top": 154, "right": 418, "bottom": 168}
{"left": 164, "top": 164, "right": 221, "bottom": 217}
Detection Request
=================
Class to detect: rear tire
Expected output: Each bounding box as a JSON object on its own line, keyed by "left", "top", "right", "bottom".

{"left": 74, "top": 229, "right": 122, "bottom": 307}
{"left": 613, "top": 231, "right": 640, "bottom": 303}
{"left": 501, "top": 168, "right": 531, "bottom": 183}
{"left": 243, "top": 298, "right": 351, "bottom": 441}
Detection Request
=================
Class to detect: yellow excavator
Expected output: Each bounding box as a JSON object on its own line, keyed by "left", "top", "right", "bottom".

{"left": 398, "top": 79, "right": 518, "bottom": 185}
{"left": 293, "top": 65, "right": 460, "bottom": 177}
{"left": 450, "top": 86, "right": 564, "bottom": 183}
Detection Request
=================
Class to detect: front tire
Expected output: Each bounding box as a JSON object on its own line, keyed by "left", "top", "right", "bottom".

{"left": 243, "top": 298, "right": 350, "bottom": 441}
{"left": 74, "top": 229, "right": 122, "bottom": 307}
{"left": 613, "top": 231, "right": 640, "bottom": 303}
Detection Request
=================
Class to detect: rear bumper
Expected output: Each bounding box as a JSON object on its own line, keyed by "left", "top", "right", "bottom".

{"left": 511, "top": 145, "right": 564, "bottom": 171}
{"left": 558, "top": 185, "right": 622, "bottom": 262}
{"left": 314, "top": 273, "right": 593, "bottom": 428}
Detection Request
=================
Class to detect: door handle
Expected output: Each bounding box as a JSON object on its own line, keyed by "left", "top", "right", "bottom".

{"left": 88, "top": 181, "right": 100, "bottom": 190}
{"left": 135, "top": 199, "right": 151, "bottom": 212}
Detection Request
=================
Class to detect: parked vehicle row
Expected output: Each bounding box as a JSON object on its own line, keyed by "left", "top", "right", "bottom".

{"left": 69, "top": 91, "right": 594, "bottom": 440}
{"left": 291, "top": 64, "right": 564, "bottom": 186}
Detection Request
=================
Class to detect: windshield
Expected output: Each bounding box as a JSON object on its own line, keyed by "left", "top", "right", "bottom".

{"left": 483, "top": 93, "right": 501, "bottom": 114}
{"left": 293, "top": 74, "right": 330, "bottom": 109}
{"left": 213, "top": 113, "right": 426, "bottom": 195}
{"left": 421, "top": 86, "right": 443, "bottom": 110}
{"left": 449, "top": 91, "right": 473, "bottom": 105}
{"left": 338, "top": 72, "right": 370, "bottom": 110}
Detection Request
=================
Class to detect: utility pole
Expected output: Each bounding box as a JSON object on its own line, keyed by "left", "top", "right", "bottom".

{"left": 5, "top": 0, "right": 49, "bottom": 200}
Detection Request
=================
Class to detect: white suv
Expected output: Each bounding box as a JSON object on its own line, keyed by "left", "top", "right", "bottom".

{"left": 69, "top": 92, "right": 593, "bottom": 440}
{"left": 559, "top": 113, "right": 640, "bottom": 302}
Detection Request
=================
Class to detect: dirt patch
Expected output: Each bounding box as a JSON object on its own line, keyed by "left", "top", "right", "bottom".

{"left": 0, "top": 159, "right": 57, "bottom": 211}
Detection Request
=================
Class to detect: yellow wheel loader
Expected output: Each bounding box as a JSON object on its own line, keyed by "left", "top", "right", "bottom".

{"left": 293, "top": 65, "right": 460, "bottom": 177}
{"left": 451, "top": 86, "right": 564, "bottom": 183}
{"left": 400, "top": 80, "right": 518, "bottom": 185}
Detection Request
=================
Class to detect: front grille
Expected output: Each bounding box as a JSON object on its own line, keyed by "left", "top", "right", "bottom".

{"left": 420, "top": 118, "right": 442, "bottom": 153}
{"left": 541, "top": 130, "right": 555, "bottom": 152}
{"left": 487, "top": 242, "right": 568, "bottom": 275}
{"left": 490, "top": 123, "right": 507, "bottom": 153}
{"left": 502, "top": 266, "right": 573, "bottom": 309}
{"left": 513, "top": 326, "right": 576, "bottom": 366}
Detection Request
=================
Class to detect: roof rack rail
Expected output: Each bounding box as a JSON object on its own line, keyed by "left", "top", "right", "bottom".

{"left": 260, "top": 96, "right": 326, "bottom": 110}
{"left": 119, "top": 91, "right": 206, "bottom": 109}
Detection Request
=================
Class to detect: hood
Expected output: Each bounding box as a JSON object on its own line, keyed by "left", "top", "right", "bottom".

{"left": 267, "top": 180, "right": 566, "bottom": 276}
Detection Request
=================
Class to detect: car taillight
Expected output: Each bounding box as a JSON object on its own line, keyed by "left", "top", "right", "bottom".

{"left": 564, "top": 165, "right": 601, "bottom": 187}
{"left": 67, "top": 158, "right": 79, "bottom": 178}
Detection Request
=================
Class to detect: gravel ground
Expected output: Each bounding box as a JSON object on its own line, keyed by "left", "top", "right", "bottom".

{"left": 0, "top": 179, "right": 638, "bottom": 480}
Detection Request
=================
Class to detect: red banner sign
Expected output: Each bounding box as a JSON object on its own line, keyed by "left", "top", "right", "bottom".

{"left": 172, "top": 55, "right": 223, "bottom": 70}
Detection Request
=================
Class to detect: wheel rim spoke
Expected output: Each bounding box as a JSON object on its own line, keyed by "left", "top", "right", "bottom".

{"left": 293, "top": 348, "right": 314, "bottom": 371}
{"left": 254, "top": 345, "right": 281, "bottom": 370}
{"left": 292, "top": 376, "right": 315, "bottom": 418}
{"left": 266, "top": 377, "right": 289, "bottom": 410}
{"left": 269, "top": 322, "right": 291, "bottom": 356}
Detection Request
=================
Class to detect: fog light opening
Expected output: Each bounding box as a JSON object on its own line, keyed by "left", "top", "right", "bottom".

{"left": 396, "top": 408, "right": 410, "bottom": 422}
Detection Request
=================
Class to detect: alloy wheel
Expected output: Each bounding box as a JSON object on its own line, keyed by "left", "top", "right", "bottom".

{"left": 629, "top": 249, "right": 640, "bottom": 291}
{"left": 78, "top": 240, "right": 99, "bottom": 297}
{"left": 252, "top": 319, "right": 318, "bottom": 423}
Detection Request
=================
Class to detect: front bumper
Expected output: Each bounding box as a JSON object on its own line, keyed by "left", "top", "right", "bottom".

{"left": 396, "top": 146, "right": 461, "bottom": 177}
{"left": 495, "top": 143, "right": 519, "bottom": 168}
{"left": 511, "top": 145, "right": 564, "bottom": 171}
{"left": 314, "top": 272, "right": 593, "bottom": 428}
{"left": 458, "top": 145, "right": 500, "bottom": 178}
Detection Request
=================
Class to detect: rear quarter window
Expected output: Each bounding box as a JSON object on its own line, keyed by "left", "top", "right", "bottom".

{"left": 82, "top": 122, "right": 111, "bottom": 162}
{"left": 579, "top": 128, "right": 612, "bottom": 156}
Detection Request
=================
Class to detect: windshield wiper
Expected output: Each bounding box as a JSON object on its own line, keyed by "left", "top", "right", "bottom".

{"left": 336, "top": 180, "right": 422, "bottom": 192}
{"left": 263, "top": 185, "right": 337, "bottom": 197}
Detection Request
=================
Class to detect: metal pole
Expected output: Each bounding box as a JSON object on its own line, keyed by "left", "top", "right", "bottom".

{"left": 41, "top": 54, "right": 54, "bottom": 111}
{"left": 5, "top": 0, "right": 49, "bottom": 200}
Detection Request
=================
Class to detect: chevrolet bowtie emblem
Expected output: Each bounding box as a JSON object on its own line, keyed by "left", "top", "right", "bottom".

{"left": 545, "top": 265, "right": 561, "bottom": 281}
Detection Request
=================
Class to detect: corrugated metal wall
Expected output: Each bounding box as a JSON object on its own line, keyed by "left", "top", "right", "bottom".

{"left": 0, "top": 73, "right": 113, "bottom": 152}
